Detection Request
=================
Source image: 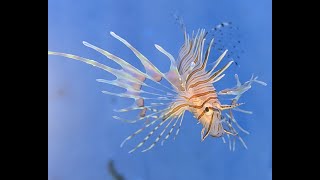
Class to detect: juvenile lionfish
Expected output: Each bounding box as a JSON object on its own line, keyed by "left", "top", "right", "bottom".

{"left": 48, "top": 28, "right": 266, "bottom": 153}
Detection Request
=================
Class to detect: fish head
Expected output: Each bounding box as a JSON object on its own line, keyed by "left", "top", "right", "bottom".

{"left": 189, "top": 100, "right": 224, "bottom": 141}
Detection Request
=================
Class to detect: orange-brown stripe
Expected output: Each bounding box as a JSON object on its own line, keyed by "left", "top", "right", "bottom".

{"left": 163, "top": 96, "right": 218, "bottom": 121}
{"left": 189, "top": 63, "right": 229, "bottom": 89}
{"left": 203, "top": 113, "right": 214, "bottom": 138}
{"left": 180, "top": 90, "right": 216, "bottom": 101}
{"left": 197, "top": 107, "right": 214, "bottom": 120}
{"left": 188, "top": 90, "right": 216, "bottom": 100}
{"left": 178, "top": 41, "right": 193, "bottom": 71}
{"left": 181, "top": 47, "right": 199, "bottom": 74}
{"left": 162, "top": 103, "right": 189, "bottom": 121}
{"left": 185, "top": 46, "right": 210, "bottom": 83}
{"left": 189, "top": 97, "right": 218, "bottom": 109}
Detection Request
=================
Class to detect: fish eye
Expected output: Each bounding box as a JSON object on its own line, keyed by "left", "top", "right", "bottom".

{"left": 204, "top": 107, "right": 213, "bottom": 115}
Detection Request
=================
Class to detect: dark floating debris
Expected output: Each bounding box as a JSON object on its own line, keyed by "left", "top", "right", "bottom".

{"left": 107, "top": 160, "right": 125, "bottom": 180}
{"left": 206, "top": 21, "right": 245, "bottom": 66}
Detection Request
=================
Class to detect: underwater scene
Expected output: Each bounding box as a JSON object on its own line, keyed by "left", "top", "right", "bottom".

{"left": 48, "top": 0, "right": 272, "bottom": 179}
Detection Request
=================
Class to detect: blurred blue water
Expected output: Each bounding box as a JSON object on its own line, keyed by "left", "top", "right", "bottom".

{"left": 48, "top": 0, "right": 272, "bottom": 180}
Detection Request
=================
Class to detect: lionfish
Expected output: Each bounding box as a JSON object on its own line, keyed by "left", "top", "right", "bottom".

{"left": 48, "top": 27, "right": 266, "bottom": 153}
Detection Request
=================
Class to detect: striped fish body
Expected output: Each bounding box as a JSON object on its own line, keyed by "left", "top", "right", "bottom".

{"left": 166, "top": 29, "right": 231, "bottom": 141}
{"left": 49, "top": 27, "right": 260, "bottom": 153}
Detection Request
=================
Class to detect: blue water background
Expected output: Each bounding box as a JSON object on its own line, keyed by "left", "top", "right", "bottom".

{"left": 48, "top": 0, "right": 272, "bottom": 179}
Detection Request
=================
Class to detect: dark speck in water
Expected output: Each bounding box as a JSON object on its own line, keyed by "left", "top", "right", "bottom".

{"left": 57, "top": 89, "right": 66, "bottom": 97}
{"left": 107, "top": 160, "right": 125, "bottom": 180}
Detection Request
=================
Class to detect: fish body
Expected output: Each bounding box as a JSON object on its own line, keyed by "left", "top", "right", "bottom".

{"left": 48, "top": 27, "right": 265, "bottom": 153}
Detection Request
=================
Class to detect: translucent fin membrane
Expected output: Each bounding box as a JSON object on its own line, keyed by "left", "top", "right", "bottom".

{"left": 122, "top": 110, "right": 186, "bottom": 153}
{"left": 123, "top": 115, "right": 177, "bottom": 153}
{"left": 162, "top": 110, "right": 185, "bottom": 144}
{"left": 48, "top": 51, "right": 145, "bottom": 88}
{"left": 177, "top": 29, "right": 208, "bottom": 82}
{"left": 110, "top": 32, "right": 183, "bottom": 92}
{"left": 185, "top": 38, "right": 214, "bottom": 87}
{"left": 186, "top": 52, "right": 234, "bottom": 90}
{"left": 141, "top": 118, "right": 175, "bottom": 152}
{"left": 83, "top": 41, "right": 147, "bottom": 82}
{"left": 49, "top": 32, "right": 184, "bottom": 121}
{"left": 113, "top": 107, "right": 171, "bottom": 124}
{"left": 218, "top": 74, "right": 267, "bottom": 102}
{"left": 155, "top": 44, "right": 183, "bottom": 91}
